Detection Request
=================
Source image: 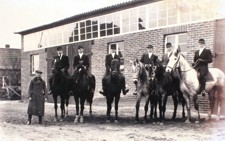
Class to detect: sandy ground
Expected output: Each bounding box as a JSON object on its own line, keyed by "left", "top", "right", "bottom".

{"left": 0, "top": 96, "right": 225, "bottom": 141}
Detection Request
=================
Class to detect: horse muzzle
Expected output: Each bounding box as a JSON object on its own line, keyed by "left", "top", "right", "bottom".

{"left": 165, "top": 67, "right": 172, "bottom": 73}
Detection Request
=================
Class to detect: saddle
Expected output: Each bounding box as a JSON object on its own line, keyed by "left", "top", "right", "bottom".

{"left": 197, "top": 71, "right": 214, "bottom": 82}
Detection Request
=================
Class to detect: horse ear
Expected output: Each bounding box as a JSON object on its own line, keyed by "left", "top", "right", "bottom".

{"left": 136, "top": 59, "right": 139, "bottom": 63}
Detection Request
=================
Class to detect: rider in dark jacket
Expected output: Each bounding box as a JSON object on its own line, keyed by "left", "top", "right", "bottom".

{"left": 48, "top": 47, "right": 69, "bottom": 94}
{"left": 99, "top": 44, "right": 129, "bottom": 96}
{"left": 193, "top": 38, "right": 213, "bottom": 96}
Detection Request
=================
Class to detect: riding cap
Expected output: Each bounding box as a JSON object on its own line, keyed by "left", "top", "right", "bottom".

{"left": 198, "top": 38, "right": 205, "bottom": 44}
{"left": 146, "top": 44, "right": 153, "bottom": 48}
{"left": 57, "top": 47, "right": 62, "bottom": 51}
{"left": 166, "top": 42, "right": 172, "bottom": 48}
{"left": 78, "top": 45, "right": 84, "bottom": 49}
{"left": 110, "top": 44, "right": 116, "bottom": 49}
{"left": 35, "top": 70, "right": 42, "bottom": 74}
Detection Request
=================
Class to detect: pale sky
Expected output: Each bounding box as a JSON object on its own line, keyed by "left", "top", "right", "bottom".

{"left": 0, "top": 0, "right": 131, "bottom": 49}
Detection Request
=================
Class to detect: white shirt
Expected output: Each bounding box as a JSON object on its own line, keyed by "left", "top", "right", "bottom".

{"left": 199, "top": 47, "right": 205, "bottom": 56}
{"left": 58, "top": 53, "right": 63, "bottom": 60}
{"left": 148, "top": 53, "right": 152, "bottom": 58}
{"left": 79, "top": 53, "right": 83, "bottom": 58}
{"left": 111, "top": 53, "right": 115, "bottom": 58}
{"left": 167, "top": 51, "right": 172, "bottom": 57}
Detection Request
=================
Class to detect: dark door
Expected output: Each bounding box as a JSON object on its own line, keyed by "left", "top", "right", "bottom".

{"left": 214, "top": 19, "right": 225, "bottom": 115}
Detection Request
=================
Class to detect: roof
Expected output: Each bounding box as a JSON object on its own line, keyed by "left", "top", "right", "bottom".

{"left": 15, "top": 0, "right": 152, "bottom": 35}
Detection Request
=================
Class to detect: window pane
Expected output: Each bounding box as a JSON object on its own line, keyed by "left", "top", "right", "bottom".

{"left": 168, "top": 17, "right": 177, "bottom": 25}
{"left": 107, "top": 29, "right": 113, "bottom": 36}
{"left": 149, "top": 20, "right": 157, "bottom": 28}
{"left": 92, "top": 25, "right": 98, "bottom": 31}
{"left": 93, "top": 32, "right": 98, "bottom": 38}
{"left": 122, "top": 26, "right": 129, "bottom": 33}
{"left": 139, "top": 22, "right": 146, "bottom": 30}
{"left": 80, "top": 28, "right": 85, "bottom": 34}
{"left": 179, "top": 34, "right": 187, "bottom": 43}
{"left": 86, "top": 20, "right": 91, "bottom": 27}
{"left": 100, "top": 30, "right": 106, "bottom": 37}
{"left": 74, "top": 36, "right": 79, "bottom": 41}
{"left": 158, "top": 18, "right": 167, "bottom": 26}
{"left": 100, "top": 23, "right": 106, "bottom": 30}
{"left": 74, "top": 29, "right": 78, "bottom": 35}
{"left": 107, "top": 22, "right": 113, "bottom": 28}
{"left": 80, "top": 22, "right": 85, "bottom": 28}
{"left": 114, "top": 28, "right": 120, "bottom": 34}
{"left": 87, "top": 33, "right": 91, "bottom": 39}
{"left": 92, "top": 19, "right": 98, "bottom": 25}
{"left": 80, "top": 34, "right": 85, "bottom": 40}
{"left": 86, "top": 26, "right": 91, "bottom": 32}
{"left": 130, "top": 24, "right": 137, "bottom": 31}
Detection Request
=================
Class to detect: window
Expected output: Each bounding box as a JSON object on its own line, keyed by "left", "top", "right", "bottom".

{"left": 108, "top": 42, "right": 125, "bottom": 71}
{"left": 31, "top": 54, "right": 39, "bottom": 75}
{"left": 165, "top": 33, "right": 188, "bottom": 56}
{"left": 0, "top": 76, "right": 8, "bottom": 89}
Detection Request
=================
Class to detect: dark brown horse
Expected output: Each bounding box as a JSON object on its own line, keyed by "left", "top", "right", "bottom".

{"left": 50, "top": 57, "right": 68, "bottom": 121}
{"left": 72, "top": 65, "right": 95, "bottom": 123}
{"left": 103, "top": 59, "right": 125, "bottom": 123}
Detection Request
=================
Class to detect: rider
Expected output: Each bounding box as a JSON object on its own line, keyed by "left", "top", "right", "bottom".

{"left": 99, "top": 44, "right": 129, "bottom": 96}
{"left": 133, "top": 44, "right": 159, "bottom": 95}
{"left": 162, "top": 42, "right": 173, "bottom": 67}
{"left": 193, "top": 38, "right": 213, "bottom": 96}
{"left": 73, "top": 45, "right": 90, "bottom": 83}
{"left": 48, "top": 47, "right": 70, "bottom": 94}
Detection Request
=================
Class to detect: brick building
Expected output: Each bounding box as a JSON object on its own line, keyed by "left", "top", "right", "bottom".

{"left": 16, "top": 0, "right": 225, "bottom": 112}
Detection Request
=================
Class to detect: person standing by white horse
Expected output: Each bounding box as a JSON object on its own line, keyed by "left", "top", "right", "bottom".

{"left": 193, "top": 39, "right": 213, "bottom": 96}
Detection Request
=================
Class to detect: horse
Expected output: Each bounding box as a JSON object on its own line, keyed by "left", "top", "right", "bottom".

{"left": 50, "top": 57, "right": 69, "bottom": 121}
{"left": 72, "top": 65, "right": 95, "bottom": 123}
{"left": 132, "top": 60, "right": 153, "bottom": 123}
{"left": 155, "top": 63, "right": 186, "bottom": 121}
{"left": 166, "top": 46, "right": 225, "bottom": 123}
{"left": 145, "top": 62, "right": 163, "bottom": 123}
{"left": 103, "top": 59, "right": 125, "bottom": 123}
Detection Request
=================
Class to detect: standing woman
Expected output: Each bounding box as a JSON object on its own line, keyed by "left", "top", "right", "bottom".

{"left": 27, "top": 70, "right": 48, "bottom": 125}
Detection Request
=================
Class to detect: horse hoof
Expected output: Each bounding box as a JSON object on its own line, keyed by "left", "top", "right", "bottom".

{"left": 185, "top": 120, "right": 191, "bottom": 124}
{"left": 74, "top": 116, "right": 79, "bottom": 123}
{"left": 106, "top": 120, "right": 110, "bottom": 123}
{"left": 153, "top": 122, "right": 156, "bottom": 125}
{"left": 80, "top": 116, "right": 84, "bottom": 123}
{"left": 135, "top": 120, "right": 139, "bottom": 124}
{"left": 114, "top": 120, "right": 118, "bottom": 123}
{"left": 54, "top": 118, "right": 58, "bottom": 122}
{"left": 160, "top": 122, "right": 164, "bottom": 125}
{"left": 60, "top": 118, "right": 63, "bottom": 122}
{"left": 195, "top": 120, "right": 200, "bottom": 124}
{"left": 143, "top": 120, "right": 147, "bottom": 124}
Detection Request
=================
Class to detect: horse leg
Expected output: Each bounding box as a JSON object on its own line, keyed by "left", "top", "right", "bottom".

{"left": 135, "top": 95, "right": 141, "bottom": 123}
{"left": 144, "top": 94, "right": 151, "bottom": 123}
{"left": 182, "top": 98, "right": 186, "bottom": 118}
{"left": 53, "top": 95, "right": 58, "bottom": 122}
{"left": 106, "top": 96, "right": 113, "bottom": 123}
{"left": 216, "top": 87, "right": 223, "bottom": 120}
{"left": 74, "top": 96, "right": 79, "bottom": 123}
{"left": 162, "top": 93, "right": 168, "bottom": 121}
{"left": 80, "top": 97, "right": 85, "bottom": 123}
{"left": 207, "top": 87, "right": 216, "bottom": 120}
{"left": 114, "top": 94, "right": 120, "bottom": 123}
{"left": 60, "top": 96, "right": 65, "bottom": 121}
{"left": 193, "top": 94, "right": 200, "bottom": 123}
{"left": 172, "top": 93, "right": 178, "bottom": 120}
{"left": 65, "top": 95, "right": 70, "bottom": 117}
{"left": 183, "top": 93, "right": 191, "bottom": 123}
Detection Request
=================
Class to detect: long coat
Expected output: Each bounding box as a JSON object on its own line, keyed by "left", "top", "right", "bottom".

{"left": 194, "top": 48, "right": 213, "bottom": 75}
{"left": 27, "top": 77, "right": 47, "bottom": 116}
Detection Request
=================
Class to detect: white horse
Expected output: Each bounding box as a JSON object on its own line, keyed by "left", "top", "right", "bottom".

{"left": 166, "top": 46, "right": 224, "bottom": 123}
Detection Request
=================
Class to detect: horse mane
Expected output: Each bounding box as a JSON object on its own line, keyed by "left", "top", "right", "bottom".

{"left": 138, "top": 62, "right": 148, "bottom": 82}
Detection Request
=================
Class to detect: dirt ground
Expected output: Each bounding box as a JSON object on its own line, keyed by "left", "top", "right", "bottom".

{"left": 0, "top": 96, "right": 225, "bottom": 141}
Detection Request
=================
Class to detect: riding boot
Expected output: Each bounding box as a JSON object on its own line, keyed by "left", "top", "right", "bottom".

{"left": 121, "top": 75, "right": 129, "bottom": 95}
{"left": 38, "top": 116, "right": 42, "bottom": 124}
{"left": 48, "top": 76, "right": 53, "bottom": 95}
{"left": 27, "top": 114, "right": 32, "bottom": 125}
{"left": 133, "top": 82, "right": 137, "bottom": 95}
{"left": 99, "top": 76, "right": 106, "bottom": 96}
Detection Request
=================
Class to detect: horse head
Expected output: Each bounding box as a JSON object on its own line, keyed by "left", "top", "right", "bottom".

{"left": 165, "top": 45, "right": 181, "bottom": 73}
{"left": 132, "top": 59, "right": 148, "bottom": 83}
{"left": 111, "top": 59, "right": 120, "bottom": 78}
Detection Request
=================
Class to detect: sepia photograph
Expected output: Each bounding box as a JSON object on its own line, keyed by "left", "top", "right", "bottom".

{"left": 1, "top": 0, "right": 225, "bottom": 140}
